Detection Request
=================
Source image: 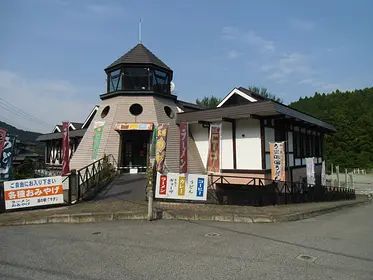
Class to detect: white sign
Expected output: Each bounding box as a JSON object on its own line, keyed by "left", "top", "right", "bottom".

{"left": 306, "top": 157, "right": 315, "bottom": 185}
{"left": 155, "top": 172, "right": 208, "bottom": 201}
{"left": 321, "top": 160, "right": 326, "bottom": 186}
{"left": 4, "top": 176, "right": 64, "bottom": 210}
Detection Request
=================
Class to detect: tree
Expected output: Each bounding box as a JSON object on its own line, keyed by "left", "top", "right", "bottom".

{"left": 196, "top": 95, "right": 222, "bottom": 108}
{"left": 247, "top": 85, "right": 283, "bottom": 103}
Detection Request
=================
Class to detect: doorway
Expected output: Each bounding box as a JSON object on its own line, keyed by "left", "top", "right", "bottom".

{"left": 119, "top": 130, "right": 150, "bottom": 173}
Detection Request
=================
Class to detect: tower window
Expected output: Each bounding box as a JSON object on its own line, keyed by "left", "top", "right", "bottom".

{"left": 109, "top": 69, "right": 122, "bottom": 92}
{"left": 164, "top": 106, "right": 175, "bottom": 119}
{"left": 129, "top": 103, "right": 143, "bottom": 116}
{"left": 101, "top": 106, "right": 110, "bottom": 118}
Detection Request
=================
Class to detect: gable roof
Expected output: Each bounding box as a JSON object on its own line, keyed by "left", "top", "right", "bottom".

{"left": 105, "top": 43, "right": 172, "bottom": 72}
{"left": 52, "top": 122, "right": 83, "bottom": 133}
{"left": 217, "top": 87, "right": 259, "bottom": 108}
{"left": 82, "top": 105, "right": 99, "bottom": 129}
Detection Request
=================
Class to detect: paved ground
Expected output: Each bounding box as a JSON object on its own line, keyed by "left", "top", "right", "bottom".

{"left": 94, "top": 173, "right": 146, "bottom": 201}
{"left": 1, "top": 202, "right": 372, "bottom": 280}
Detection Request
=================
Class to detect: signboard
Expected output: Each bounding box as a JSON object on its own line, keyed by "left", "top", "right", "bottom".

{"left": 156, "top": 123, "right": 169, "bottom": 173}
{"left": 321, "top": 160, "right": 326, "bottom": 186}
{"left": 114, "top": 122, "right": 153, "bottom": 131}
{"left": 306, "top": 157, "right": 315, "bottom": 185}
{"left": 0, "top": 135, "right": 17, "bottom": 180}
{"left": 0, "top": 128, "right": 7, "bottom": 159}
{"left": 179, "top": 122, "right": 188, "bottom": 174}
{"left": 3, "top": 176, "right": 64, "bottom": 210}
{"left": 62, "top": 121, "right": 70, "bottom": 176}
{"left": 207, "top": 124, "right": 221, "bottom": 173}
{"left": 92, "top": 121, "right": 105, "bottom": 160}
{"left": 155, "top": 172, "right": 208, "bottom": 201}
{"left": 269, "top": 142, "right": 285, "bottom": 181}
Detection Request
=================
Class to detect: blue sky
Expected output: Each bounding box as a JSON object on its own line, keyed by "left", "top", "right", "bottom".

{"left": 1, "top": 0, "right": 372, "bottom": 132}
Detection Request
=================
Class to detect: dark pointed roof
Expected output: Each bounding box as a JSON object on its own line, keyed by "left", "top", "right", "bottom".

{"left": 105, "top": 43, "right": 172, "bottom": 72}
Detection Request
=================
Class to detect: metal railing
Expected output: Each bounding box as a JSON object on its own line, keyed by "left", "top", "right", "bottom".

{"left": 68, "top": 154, "right": 118, "bottom": 203}
{"left": 206, "top": 174, "right": 356, "bottom": 206}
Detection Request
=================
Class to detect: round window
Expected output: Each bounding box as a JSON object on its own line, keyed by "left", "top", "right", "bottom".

{"left": 164, "top": 106, "right": 175, "bottom": 119}
{"left": 129, "top": 103, "right": 143, "bottom": 116}
{"left": 101, "top": 106, "right": 110, "bottom": 118}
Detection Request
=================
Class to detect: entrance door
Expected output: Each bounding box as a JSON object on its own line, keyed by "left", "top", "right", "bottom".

{"left": 120, "top": 131, "right": 150, "bottom": 173}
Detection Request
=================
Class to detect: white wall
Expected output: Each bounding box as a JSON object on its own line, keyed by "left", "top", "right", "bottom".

{"left": 235, "top": 118, "right": 262, "bottom": 169}
{"left": 189, "top": 124, "right": 209, "bottom": 168}
{"left": 221, "top": 122, "right": 233, "bottom": 169}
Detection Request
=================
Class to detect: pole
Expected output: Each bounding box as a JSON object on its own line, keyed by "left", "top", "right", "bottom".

{"left": 345, "top": 169, "right": 348, "bottom": 189}
{"left": 336, "top": 166, "right": 340, "bottom": 187}
{"left": 331, "top": 163, "right": 334, "bottom": 186}
{"left": 147, "top": 162, "right": 154, "bottom": 221}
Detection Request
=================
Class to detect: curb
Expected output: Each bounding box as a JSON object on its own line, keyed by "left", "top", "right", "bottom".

{"left": 0, "top": 199, "right": 370, "bottom": 227}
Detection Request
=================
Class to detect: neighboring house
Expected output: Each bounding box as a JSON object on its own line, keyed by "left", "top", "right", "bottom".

{"left": 12, "top": 140, "right": 43, "bottom": 167}
{"left": 36, "top": 42, "right": 336, "bottom": 183}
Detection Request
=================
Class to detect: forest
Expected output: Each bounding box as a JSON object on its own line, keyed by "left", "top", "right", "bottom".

{"left": 290, "top": 87, "right": 373, "bottom": 170}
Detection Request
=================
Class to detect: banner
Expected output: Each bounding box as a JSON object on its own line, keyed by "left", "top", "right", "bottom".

{"left": 156, "top": 123, "right": 169, "bottom": 173}
{"left": 155, "top": 172, "right": 208, "bottom": 201}
{"left": 207, "top": 124, "right": 221, "bottom": 173}
{"left": 62, "top": 122, "right": 70, "bottom": 176}
{"left": 4, "top": 176, "right": 64, "bottom": 210}
{"left": 0, "top": 128, "right": 7, "bottom": 160}
{"left": 321, "top": 160, "right": 326, "bottom": 186}
{"left": 269, "top": 142, "right": 285, "bottom": 181}
{"left": 0, "top": 135, "right": 17, "bottom": 180}
{"left": 306, "top": 157, "right": 315, "bottom": 185}
{"left": 150, "top": 124, "right": 158, "bottom": 159}
{"left": 92, "top": 121, "right": 105, "bottom": 160}
{"left": 179, "top": 122, "right": 188, "bottom": 174}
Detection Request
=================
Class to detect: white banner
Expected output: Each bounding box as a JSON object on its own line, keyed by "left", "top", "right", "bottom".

{"left": 321, "top": 160, "right": 326, "bottom": 186}
{"left": 155, "top": 172, "right": 208, "bottom": 201}
{"left": 4, "top": 176, "right": 64, "bottom": 210}
{"left": 306, "top": 157, "right": 315, "bottom": 185}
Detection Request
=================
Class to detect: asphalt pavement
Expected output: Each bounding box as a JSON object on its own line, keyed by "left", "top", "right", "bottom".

{"left": 1, "top": 202, "right": 372, "bottom": 280}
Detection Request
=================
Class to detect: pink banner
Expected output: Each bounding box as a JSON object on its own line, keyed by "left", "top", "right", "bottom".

{"left": 0, "top": 128, "right": 7, "bottom": 161}
{"left": 62, "top": 122, "right": 70, "bottom": 176}
{"left": 179, "top": 122, "right": 188, "bottom": 174}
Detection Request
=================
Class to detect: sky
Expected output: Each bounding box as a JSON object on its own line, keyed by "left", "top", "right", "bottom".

{"left": 1, "top": 0, "right": 372, "bottom": 133}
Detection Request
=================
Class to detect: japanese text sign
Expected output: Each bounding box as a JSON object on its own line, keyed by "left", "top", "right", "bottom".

{"left": 155, "top": 172, "right": 208, "bottom": 201}
{"left": 269, "top": 142, "right": 285, "bottom": 181}
{"left": 306, "top": 157, "right": 315, "bottom": 185}
{"left": 3, "top": 176, "right": 64, "bottom": 210}
{"left": 179, "top": 122, "right": 188, "bottom": 174}
{"left": 0, "top": 135, "right": 16, "bottom": 180}
{"left": 156, "top": 123, "right": 169, "bottom": 173}
{"left": 207, "top": 124, "right": 221, "bottom": 173}
{"left": 0, "top": 128, "right": 7, "bottom": 160}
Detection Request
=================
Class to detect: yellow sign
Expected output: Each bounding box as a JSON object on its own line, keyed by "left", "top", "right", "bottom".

{"left": 178, "top": 176, "right": 186, "bottom": 196}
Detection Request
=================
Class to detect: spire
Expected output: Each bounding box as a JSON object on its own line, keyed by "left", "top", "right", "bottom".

{"left": 138, "top": 19, "right": 142, "bottom": 44}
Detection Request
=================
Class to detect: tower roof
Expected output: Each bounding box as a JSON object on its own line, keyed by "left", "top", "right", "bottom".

{"left": 105, "top": 43, "right": 172, "bottom": 72}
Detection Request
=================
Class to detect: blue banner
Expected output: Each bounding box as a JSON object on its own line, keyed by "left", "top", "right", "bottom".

{"left": 0, "top": 135, "right": 17, "bottom": 180}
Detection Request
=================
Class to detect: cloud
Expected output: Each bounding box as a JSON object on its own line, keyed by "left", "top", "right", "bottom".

{"left": 222, "top": 27, "right": 275, "bottom": 52}
{"left": 289, "top": 18, "right": 316, "bottom": 32}
{"left": 261, "top": 52, "right": 312, "bottom": 81}
{"left": 0, "top": 69, "right": 98, "bottom": 133}
{"left": 298, "top": 78, "right": 340, "bottom": 91}
{"left": 227, "top": 50, "right": 243, "bottom": 59}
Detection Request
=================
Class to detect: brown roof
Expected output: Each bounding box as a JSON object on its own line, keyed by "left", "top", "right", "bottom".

{"left": 36, "top": 129, "right": 87, "bottom": 141}
{"left": 176, "top": 100, "right": 336, "bottom": 132}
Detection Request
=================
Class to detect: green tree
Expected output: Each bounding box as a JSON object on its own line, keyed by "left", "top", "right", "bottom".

{"left": 196, "top": 95, "right": 222, "bottom": 108}
{"left": 247, "top": 85, "right": 283, "bottom": 103}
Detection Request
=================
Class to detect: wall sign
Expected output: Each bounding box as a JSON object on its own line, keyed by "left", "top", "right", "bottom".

{"left": 114, "top": 122, "right": 153, "bottom": 131}
{"left": 155, "top": 172, "right": 208, "bottom": 201}
{"left": 92, "top": 121, "right": 105, "bottom": 160}
{"left": 306, "top": 157, "right": 315, "bottom": 185}
{"left": 4, "top": 176, "right": 64, "bottom": 210}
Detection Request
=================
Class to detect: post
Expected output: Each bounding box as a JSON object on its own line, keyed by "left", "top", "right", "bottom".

{"left": 69, "top": 169, "right": 77, "bottom": 204}
{"left": 147, "top": 163, "right": 154, "bottom": 221}
{"left": 345, "top": 169, "right": 348, "bottom": 188}
{"left": 349, "top": 173, "right": 354, "bottom": 189}
{"left": 0, "top": 180, "right": 5, "bottom": 213}
{"left": 331, "top": 163, "right": 334, "bottom": 186}
{"left": 336, "top": 166, "right": 340, "bottom": 187}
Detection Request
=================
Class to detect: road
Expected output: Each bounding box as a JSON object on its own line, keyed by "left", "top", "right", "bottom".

{"left": 1, "top": 202, "right": 372, "bottom": 280}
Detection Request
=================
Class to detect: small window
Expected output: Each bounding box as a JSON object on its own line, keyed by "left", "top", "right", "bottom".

{"left": 101, "top": 106, "right": 110, "bottom": 118}
{"left": 129, "top": 103, "right": 143, "bottom": 116}
{"left": 164, "top": 106, "right": 175, "bottom": 119}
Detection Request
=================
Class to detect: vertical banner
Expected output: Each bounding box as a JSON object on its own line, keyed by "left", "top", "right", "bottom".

{"left": 306, "top": 157, "right": 315, "bottom": 185}
{"left": 321, "top": 160, "right": 326, "bottom": 186}
{"left": 0, "top": 135, "right": 17, "bottom": 180}
{"left": 207, "top": 124, "right": 221, "bottom": 173}
{"left": 61, "top": 122, "right": 70, "bottom": 176}
{"left": 150, "top": 124, "right": 158, "bottom": 159}
{"left": 92, "top": 121, "right": 105, "bottom": 160}
{"left": 0, "top": 128, "right": 7, "bottom": 160}
{"left": 156, "top": 123, "right": 169, "bottom": 173}
{"left": 179, "top": 122, "right": 188, "bottom": 174}
{"left": 269, "top": 142, "right": 286, "bottom": 181}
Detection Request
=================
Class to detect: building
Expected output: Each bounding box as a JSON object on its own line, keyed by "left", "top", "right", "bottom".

{"left": 36, "top": 42, "right": 336, "bottom": 184}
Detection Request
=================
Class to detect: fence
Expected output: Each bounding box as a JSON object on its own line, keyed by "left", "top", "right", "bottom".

{"left": 205, "top": 174, "right": 355, "bottom": 206}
